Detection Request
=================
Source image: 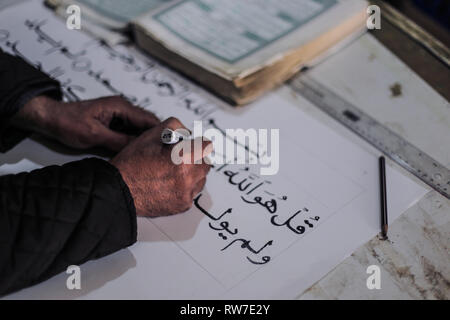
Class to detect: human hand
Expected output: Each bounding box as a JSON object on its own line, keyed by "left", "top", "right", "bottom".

{"left": 110, "top": 117, "right": 213, "bottom": 217}
{"left": 10, "top": 95, "right": 160, "bottom": 151}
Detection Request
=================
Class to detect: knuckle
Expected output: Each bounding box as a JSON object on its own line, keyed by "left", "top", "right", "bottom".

{"left": 111, "top": 95, "right": 125, "bottom": 102}
{"left": 100, "top": 96, "right": 117, "bottom": 104}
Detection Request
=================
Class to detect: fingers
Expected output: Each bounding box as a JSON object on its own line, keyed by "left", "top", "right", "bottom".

{"left": 120, "top": 104, "right": 161, "bottom": 131}
{"left": 201, "top": 139, "right": 214, "bottom": 158}
{"left": 140, "top": 116, "right": 213, "bottom": 166}
{"left": 190, "top": 162, "right": 212, "bottom": 183}
{"left": 171, "top": 137, "right": 213, "bottom": 163}
{"left": 96, "top": 96, "right": 161, "bottom": 133}
{"left": 93, "top": 123, "right": 133, "bottom": 151}
{"left": 161, "top": 117, "right": 190, "bottom": 132}
{"left": 191, "top": 138, "right": 213, "bottom": 163}
{"left": 185, "top": 146, "right": 211, "bottom": 199}
{"left": 191, "top": 177, "right": 207, "bottom": 198}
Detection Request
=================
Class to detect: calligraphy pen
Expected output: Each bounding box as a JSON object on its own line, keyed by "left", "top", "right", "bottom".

{"left": 379, "top": 156, "right": 388, "bottom": 239}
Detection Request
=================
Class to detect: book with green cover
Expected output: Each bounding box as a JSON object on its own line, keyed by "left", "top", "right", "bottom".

{"left": 47, "top": 0, "right": 368, "bottom": 105}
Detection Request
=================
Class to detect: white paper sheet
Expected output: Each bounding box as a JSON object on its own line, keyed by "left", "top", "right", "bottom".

{"left": 0, "top": 1, "right": 427, "bottom": 299}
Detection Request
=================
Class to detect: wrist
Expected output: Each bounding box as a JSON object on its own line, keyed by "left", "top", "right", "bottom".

{"left": 9, "top": 95, "right": 59, "bottom": 135}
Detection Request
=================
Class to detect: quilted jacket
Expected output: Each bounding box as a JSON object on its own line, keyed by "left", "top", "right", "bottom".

{"left": 0, "top": 49, "right": 137, "bottom": 296}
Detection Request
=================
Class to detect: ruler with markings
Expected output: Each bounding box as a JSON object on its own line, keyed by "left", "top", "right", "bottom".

{"left": 289, "top": 74, "right": 450, "bottom": 199}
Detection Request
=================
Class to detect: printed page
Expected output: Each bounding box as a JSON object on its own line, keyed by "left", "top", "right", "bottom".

{"left": 153, "top": 0, "right": 338, "bottom": 63}
{"left": 76, "top": 0, "right": 173, "bottom": 23}
{"left": 0, "top": 1, "right": 426, "bottom": 299}
{"left": 49, "top": 0, "right": 174, "bottom": 30}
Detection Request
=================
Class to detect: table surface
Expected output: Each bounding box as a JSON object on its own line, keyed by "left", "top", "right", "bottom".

{"left": 299, "top": 190, "right": 449, "bottom": 299}
{"left": 291, "top": 29, "right": 450, "bottom": 299}
{"left": 1, "top": 1, "right": 448, "bottom": 300}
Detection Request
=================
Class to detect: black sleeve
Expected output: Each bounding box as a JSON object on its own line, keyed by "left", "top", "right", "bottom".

{"left": 0, "top": 157, "right": 137, "bottom": 296}
{"left": 0, "top": 48, "right": 62, "bottom": 152}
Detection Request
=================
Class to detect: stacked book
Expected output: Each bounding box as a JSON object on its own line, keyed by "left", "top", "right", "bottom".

{"left": 47, "top": 0, "right": 368, "bottom": 105}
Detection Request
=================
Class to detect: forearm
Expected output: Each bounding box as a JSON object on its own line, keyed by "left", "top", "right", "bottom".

{"left": 0, "top": 158, "right": 137, "bottom": 296}
{"left": 0, "top": 95, "right": 60, "bottom": 153}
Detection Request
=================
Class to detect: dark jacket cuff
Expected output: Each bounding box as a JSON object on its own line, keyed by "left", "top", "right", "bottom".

{"left": 0, "top": 49, "right": 62, "bottom": 152}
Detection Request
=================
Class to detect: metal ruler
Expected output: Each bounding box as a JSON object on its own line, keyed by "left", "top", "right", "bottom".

{"left": 289, "top": 75, "right": 450, "bottom": 199}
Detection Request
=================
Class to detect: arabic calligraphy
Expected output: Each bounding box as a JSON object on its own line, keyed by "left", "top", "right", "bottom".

{"left": 0, "top": 17, "right": 324, "bottom": 268}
